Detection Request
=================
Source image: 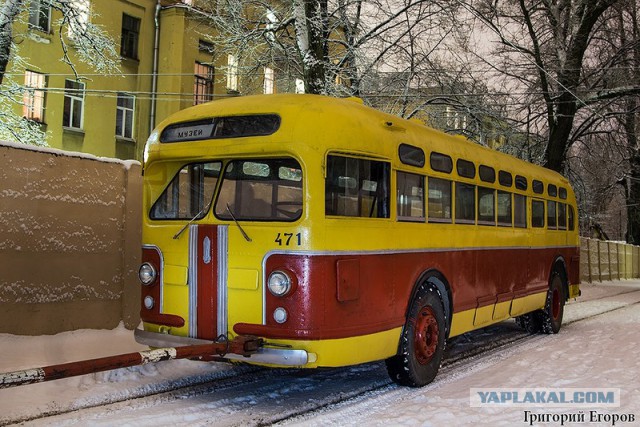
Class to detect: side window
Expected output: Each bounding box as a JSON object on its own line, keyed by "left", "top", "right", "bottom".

{"left": 428, "top": 177, "right": 452, "bottom": 222}
{"left": 568, "top": 205, "right": 576, "bottom": 231}
{"left": 430, "top": 152, "right": 453, "bottom": 173}
{"left": 478, "top": 187, "right": 495, "bottom": 225}
{"left": 455, "top": 182, "right": 475, "bottom": 224}
{"left": 514, "top": 194, "right": 527, "bottom": 228}
{"left": 558, "top": 203, "right": 567, "bottom": 230}
{"left": 532, "top": 199, "right": 545, "bottom": 228}
{"left": 397, "top": 172, "right": 425, "bottom": 221}
{"left": 325, "top": 155, "right": 390, "bottom": 218}
{"left": 456, "top": 159, "right": 476, "bottom": 179}
{"left": 547, "top": 200, "right": 557, "bottom": 229}
{"left": 497, "top": 191, "right": 512, "bottom": 226}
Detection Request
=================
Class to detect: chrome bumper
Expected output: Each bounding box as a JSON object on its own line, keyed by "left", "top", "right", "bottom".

{"left": 134, "top": 328, "right": 311, "bottom": 367}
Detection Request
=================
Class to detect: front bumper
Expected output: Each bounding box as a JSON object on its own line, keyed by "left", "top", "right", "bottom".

{"left": 134, "top": 328, "right": 312, "bottom": 367}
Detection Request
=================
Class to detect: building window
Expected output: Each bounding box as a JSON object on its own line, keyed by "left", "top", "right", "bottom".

{"left": 121, "top": 14, "right": 140, "bottom": 60}
{"left": 264, "top": 67, "right": 274, "bottom": 94}
{"left": 194, "top": 62, "right": 214, "bottom": 105}
{"left": 23, "top": 71, "right": 46, "bottom": 122}
{"left": 116, "top": 93, "right": 135, "bottom": 139}
{"left": 63, "top": 79, "right": 85, "bottom": 130}
{"left": 29, "top": 0, "right": 51, "bottom": 32}
{"left": 295, "top": 78, "right": 305, "bottom": 94}
{"left": 199, "top": 40, "right": 214, "bottom": 55}
{"left": 226, "top": 54, "right": 238, "bottom": 92}
{"left": 67, "top": 0, "right": 90, "bottom": 39}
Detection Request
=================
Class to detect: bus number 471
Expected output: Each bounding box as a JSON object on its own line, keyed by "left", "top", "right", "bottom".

{"left": 275, "top": 232, "right": 302, "bottom": 246}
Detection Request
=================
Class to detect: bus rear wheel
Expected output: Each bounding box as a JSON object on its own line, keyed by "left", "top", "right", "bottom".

{"left": 540, "top": 272, "right": 565, "bottom": 334}
{"left": 386, "top": 285, "right": 446, "bottom": 387}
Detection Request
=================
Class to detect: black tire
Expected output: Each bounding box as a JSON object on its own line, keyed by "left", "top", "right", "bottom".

{"left": 515, "top": 312, "right": 542, "bottom": 334}
{"left": 539, "top": 272, "right": 565, "bottom": 334}
{"left": 386, "top": 283, "right": 446, "bottom": 387}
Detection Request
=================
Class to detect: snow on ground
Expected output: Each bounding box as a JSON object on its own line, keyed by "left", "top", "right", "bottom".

{"left": 1, "top": 280, "right": 639, "bottom": 426}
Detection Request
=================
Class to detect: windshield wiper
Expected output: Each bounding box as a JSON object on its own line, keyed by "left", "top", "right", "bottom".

{"left": 226, "top": 203, "right": 252, "bottom": 242}
{"left": 173, "top": 203, "right": 211, "bottom": 240}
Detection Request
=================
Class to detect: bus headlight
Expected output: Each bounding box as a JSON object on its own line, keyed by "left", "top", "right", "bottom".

{"left": 139, "top": 263, "right": 157, "bottom": 286}
{"left": 268, "top": 271, "right": 292, "bottom": 297}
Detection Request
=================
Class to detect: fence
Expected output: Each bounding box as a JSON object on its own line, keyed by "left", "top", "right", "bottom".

{"left": 0, "top": 141, "right": 141, "bottom": 335}
{"left": 580, "top": 237, "right": 640, "bottom": 283}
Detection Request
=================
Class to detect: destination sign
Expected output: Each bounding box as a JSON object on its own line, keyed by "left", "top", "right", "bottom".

{"left": 161, "top": 122, "right": 215, "bottom": 143}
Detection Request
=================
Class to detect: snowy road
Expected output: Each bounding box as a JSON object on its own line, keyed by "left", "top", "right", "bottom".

{"left": 1, "top": 280, "right": 639, "bottom": 426}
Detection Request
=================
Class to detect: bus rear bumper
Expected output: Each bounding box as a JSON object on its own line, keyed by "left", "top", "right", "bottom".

{"left": 134, "top": 328, "right": 312, "bottom": 367}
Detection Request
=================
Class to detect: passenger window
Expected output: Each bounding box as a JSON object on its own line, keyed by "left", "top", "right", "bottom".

{"left": 325, "top": 155, "right": 390, "bottom": 218}
{"left": 397, "top": 172, "right": 425, "bottom": 221}
{"left": 399, "top": 144, "right": 425, "bottom": 167}
{"left": 457, "top": 159, "right": 476, "bottom": 179}
{"left": 558, "top": 203, "right": 567, "bottom": 229}
{"left": 548, "top": 184, "right": 558, "bottom": 197}
{"left": 497, "top": 191, "right": 512, "bottom": 226}
{"left": 533, "top": 180, "right": 544, "bottom": 194}
{"left": 514, "top": 194, "right": 527, "bottom": 228}
{"left": 515, "top": 175, "right": 528, "bottom": 190}
{"left": 430, "top": 152, "right": 453, "bottom": 173}
{"left": 568, "top": 205, "right": 575, "bottom": 231}
{"left": 498, "top": 170, "right": 512, "bottom": 187}
{"left": 559, "top": 187, "right": 568, "bottom": 199}
{"left": 532, "top": 199, "right": 545, "bottom": 228}
{"left": 150, "top": 162, "right": 221, "bottom": 220}
{"left": 478, "top": 187, "right": 495, "bottom": 225}
{"left": 428, "top": 177, "right": 452, "bottom": 222}
{"left": 547, "top": 200, "right": 557, "bottom": 229}
{"left": 479, "top": 165, "right": 496, "bottom": 183}
{"left": 455, "top": 182, "right": 475, "bottom": 224}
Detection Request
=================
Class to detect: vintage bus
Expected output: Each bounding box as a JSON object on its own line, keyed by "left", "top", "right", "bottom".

{"left": 136, "top": 94, "right": 580, "bottom": 387}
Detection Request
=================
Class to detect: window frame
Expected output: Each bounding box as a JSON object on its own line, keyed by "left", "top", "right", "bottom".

{"left": 63, "top": 79, "right": 85, "bottom": 130}
{"left": 29, "top": 0, "right": 51, "bottom": 32}
{"left": 23, "top": 70, "right": 46, "bottom": 123}
{"left": 116, "top": 92, "right": 135, "bottom": 140}
{"left": 325, "top": 155, "right": 391, "bottom": 219}
{"left": 194, "top": 62, "right": 215, "bottom": 105}
{"left": 121, "top": 13, "right": 141, "bottom": 60}
{"left": 397, "top": 171, "right": 425, "bottom": 222}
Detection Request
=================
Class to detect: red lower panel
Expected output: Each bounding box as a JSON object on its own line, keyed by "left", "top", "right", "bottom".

{"left": 234, "top": 246, "right": 579, "bottom": 340}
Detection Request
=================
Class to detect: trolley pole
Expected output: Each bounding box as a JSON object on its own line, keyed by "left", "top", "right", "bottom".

{"left": 0, "top": 336, "right": 262, "bottom": 389}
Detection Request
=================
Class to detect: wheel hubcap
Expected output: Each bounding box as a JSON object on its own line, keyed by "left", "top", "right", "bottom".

{"left": 552, "top": 288, "right": 561, "bottom": 320}
{"left": 414, "top": 306, "right": 439, "bottom": 365}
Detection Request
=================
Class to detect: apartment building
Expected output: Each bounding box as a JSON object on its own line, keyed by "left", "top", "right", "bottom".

{"left": 8, "top": 0, "right": 239, "bottom": 160}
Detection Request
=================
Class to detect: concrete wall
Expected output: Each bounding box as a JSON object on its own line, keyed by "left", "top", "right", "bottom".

{"left": 0, "top": 142, "right": 141, "bottom": 335}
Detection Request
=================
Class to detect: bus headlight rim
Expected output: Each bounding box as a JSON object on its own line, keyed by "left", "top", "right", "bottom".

{"left": 267, "top": 270, "right": 292, "bottom": 297}
{"left": 139, "top": 262, "right": 157, "bottom": 286}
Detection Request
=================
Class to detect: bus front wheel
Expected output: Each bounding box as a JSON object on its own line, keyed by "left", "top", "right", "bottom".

{"left": 386, "top": 284, "right": 446, "bottom": 387}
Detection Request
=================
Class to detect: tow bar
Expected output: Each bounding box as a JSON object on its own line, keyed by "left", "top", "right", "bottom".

{"left": 0, "top": 335, "right": 263, "bottom": 389}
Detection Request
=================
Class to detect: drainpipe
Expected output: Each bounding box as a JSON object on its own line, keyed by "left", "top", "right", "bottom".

{"left": 149, "top": 0, "right": 161, "bottom": 133}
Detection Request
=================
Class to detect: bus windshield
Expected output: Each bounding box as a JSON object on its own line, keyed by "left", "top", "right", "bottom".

{"left": 150, "top": 162, "right": 221, "bottom": 220}
{"left": 215, "top": 158, "right": 303, "bottom": 222}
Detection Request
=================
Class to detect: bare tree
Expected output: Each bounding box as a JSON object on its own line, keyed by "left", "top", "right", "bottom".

{"left": 464, "top": 0, "right": 637, "bottom": 172}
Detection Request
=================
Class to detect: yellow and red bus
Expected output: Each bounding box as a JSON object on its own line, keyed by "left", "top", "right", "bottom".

{"left": 136, "top": 94, "right": 580, "bottom": 387}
